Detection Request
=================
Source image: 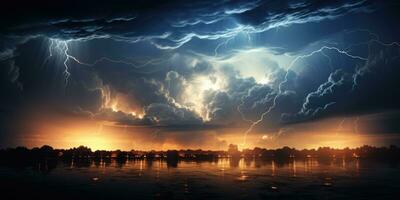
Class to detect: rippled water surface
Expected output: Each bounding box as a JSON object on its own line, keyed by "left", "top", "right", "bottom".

{"left": 1, "top": 158, "right": 399, "bottom": 199}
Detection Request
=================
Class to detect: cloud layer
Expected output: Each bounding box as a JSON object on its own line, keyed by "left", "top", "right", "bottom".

{"left": 1, "top": 0, "right": 400, "bottom": 148}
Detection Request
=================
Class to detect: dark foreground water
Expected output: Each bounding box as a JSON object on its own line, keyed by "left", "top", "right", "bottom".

{"left": 0, "top": 158, "right": 399, "bottom": 200}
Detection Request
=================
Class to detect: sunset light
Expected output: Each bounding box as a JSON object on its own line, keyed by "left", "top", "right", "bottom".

{"left": 1, "top": 1, "right": 400, "bottom": 199}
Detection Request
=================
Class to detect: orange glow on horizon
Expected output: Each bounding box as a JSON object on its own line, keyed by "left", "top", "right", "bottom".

{"left": 13, "top": 113, "right": 399, "bottom": 151}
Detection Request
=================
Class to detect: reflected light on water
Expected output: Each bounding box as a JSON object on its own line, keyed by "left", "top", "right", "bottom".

{"left": 292, "top": 159, "right": 297, "bottom": 177}
{"left": 271, "top": 160, "right": 276, "bottom": 176}
{"left": 2, "top": 156, "right": 395, "bottom": 200}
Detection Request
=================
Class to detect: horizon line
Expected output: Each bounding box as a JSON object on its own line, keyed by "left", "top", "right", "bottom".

{"left": 2, "top": 144, "right": 398, "bottom": 152}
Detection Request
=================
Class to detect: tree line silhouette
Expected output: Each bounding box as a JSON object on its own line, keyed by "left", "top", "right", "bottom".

{"left": 0, "top": 144, "right": 399, "bottom": 171}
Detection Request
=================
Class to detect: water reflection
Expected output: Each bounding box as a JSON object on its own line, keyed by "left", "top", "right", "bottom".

{"left": 1, "top": 157, "right": 385, "bottom": 175}
{"left": 1, "top": 158, "right": 399, "bottom": 200}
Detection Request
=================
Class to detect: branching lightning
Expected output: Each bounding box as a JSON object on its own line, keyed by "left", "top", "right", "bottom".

{"left": 344, "top": 29, "right": 400, "bottom": 91}
{"left": 236, "top": 97, "right": 255, "bottom": 124}
{"left": 240, "top": 46, "right": 368, "bottom": 147}
{"left": 62, "top": 41, "right": 72, "bottom": 84}
{"left": 216, "top": 28, "right": 398, "bottom": 139}
{"left": 238, "top": 29, "right": 400, "bottom": 146}
{"left": 43, "top": 28, "right": 398, "bottom": 148}
{"left": 42, "top": 39, "right": 54, "bottom": 66}
{"left": 343, "top": 29, "right": 400, "bottom": 51}
{"left": 46, "top": 39, "right": 82, "bottom": 85}
{"left": 214, "top": 30, "right": 252, "bottom": 57}
{"left": 46, "top": 38, "right": 164, "bottom": 86}
{"left": 214, "top": 36, "right": 235, "bottom": 57}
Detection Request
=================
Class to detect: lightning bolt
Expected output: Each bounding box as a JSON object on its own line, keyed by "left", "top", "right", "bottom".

{"left": 341, "top": 29, "right": 400, "bottom": 55}
{"left": 41, "top": 39, "right": 54, "bottom": 66}
{"left": 47, "top": 39, "right": 82, "bottom": 85}
{"left": 214, "top": 36, "right": 235, "bottom": 57}
{"left": 214, "top": 31, "right": 252, "bottom": 57}
{"left": 346, "top": 30, "right": 400, "bottom": 90}
{"left": 236, "top": 97, "right": 256, "bottom": 124}
{"left": 62, "top": 41, "right": 72, "bottom": 84}
{"left": 240, "top": 29, "right": 400, "bottom": 146}
{"left": 46, "top": 38, "right": 165, "bottom": 86}
{"left": 215, "top": 31, "right": 257, "bottom": 126}
{"left": 342, "top": 29, "right": 399, "bottom": 51}
{"left": 240, "top": 46, "right": 368, "bottom": 147}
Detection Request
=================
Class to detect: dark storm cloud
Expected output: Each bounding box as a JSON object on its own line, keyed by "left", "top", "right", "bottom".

{"left": 0, "top": 37, "right": 112, "bottom": 121}
{"left": 0, "top": 0, "right": 374, "bottom": 50}
{"left": 282, "top": 41, "right": 400, "bottom": 124}
{"left": 187, "top": 31, "right": 400, "bottom": 131}
{"left": 90, "top": 54, "right": 211, "bottom": 126}
{"left": 203, "top": 66, "right": 258, "bottom": 124}
{"left": 165, "top": 71, "right": 186, "bottom": 100}
{"left": 0, "top": 36, "right": 203, "bottom": 128}
{"left": 145, "top": 103, "right": 203, "bottom": 125}
{"left": 0, "top": 55, "right": 22, "bottom": 111}
{"left": 361, "top": 111, "right": 400, "bottom": 134}
{"left": 206, "top": 31, "right": 397, "bottom": 132}
{"left": 239, "top": 84, "right": 275, "bottom": 120}
{"left": 1, "top": 0, "right": 400, "bottom": 142}
{"left": 94, "top": 108, "right": 154, "bottom": 126}
{"left": 205, "top": 91, "right": 236, "bottom": 124}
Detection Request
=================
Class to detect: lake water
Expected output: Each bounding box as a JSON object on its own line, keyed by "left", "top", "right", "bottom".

{"left": 0, "top": 158, "right": 399, "bottom": 199}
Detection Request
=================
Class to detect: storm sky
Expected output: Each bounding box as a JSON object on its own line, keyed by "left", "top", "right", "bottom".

{"left": 1, "top": 0, "right": 400, "bottom": 150}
